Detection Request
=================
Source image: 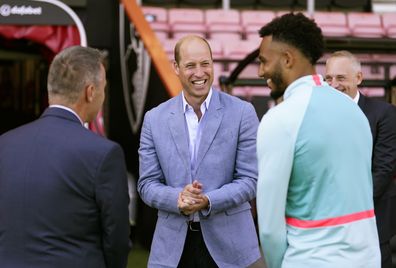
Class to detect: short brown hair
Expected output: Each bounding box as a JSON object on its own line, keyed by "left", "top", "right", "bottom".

{"left": 47, "top": 46, "right": 105, "bottom": 104}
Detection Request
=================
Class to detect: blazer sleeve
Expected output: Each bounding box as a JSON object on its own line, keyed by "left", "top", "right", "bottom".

{"left": 372, "top": 104, "right": 396, "bottom": 200}
{"left": 205, "top": 102, "right": 259, "bottom": 214}
{"left": 95, "top": 144, "right": 130, "bottom": 268}
{"left": 138, "top": 111, "right": 182, "bottom": 214}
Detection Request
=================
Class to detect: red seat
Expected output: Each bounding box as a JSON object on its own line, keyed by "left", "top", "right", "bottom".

{"left": 313, "top": 12, "right": 350, "bottom": 37}
{"left": 382, "top": 13, "right": 396, "bottom": 38}
{"left": 348, "top": 12, "right": 385, "bottom": 38}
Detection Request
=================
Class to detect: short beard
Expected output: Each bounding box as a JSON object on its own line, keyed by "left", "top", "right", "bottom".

{"left": 269, "top": 66, "right": 287, "bottom": 100}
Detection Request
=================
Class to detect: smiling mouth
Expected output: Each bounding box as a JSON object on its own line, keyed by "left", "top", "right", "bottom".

{"left": 192, "top": 79, "right": 207, "bottom": 86}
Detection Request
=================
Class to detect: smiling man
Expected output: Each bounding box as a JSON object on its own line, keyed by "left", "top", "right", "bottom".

{"left": 326, "top": 50, "right": 396, "bottom": 268}
{"left": 138, "top": 35, "right": 263, "bottom": 268}
{"left": 256, "top": 13, "right": 380, "bottom": 268}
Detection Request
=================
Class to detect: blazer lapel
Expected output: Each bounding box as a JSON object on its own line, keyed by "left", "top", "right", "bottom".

{"left": 168, "top": 94, "right": 191, "bottom": 171}
{"left": 195, "top": 90, "right": 224, "bottom": 170}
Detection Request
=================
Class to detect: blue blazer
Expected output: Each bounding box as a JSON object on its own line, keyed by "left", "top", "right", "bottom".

{"left": 0, "top": 107, "right": 130, "bottom": 268}
{"left": 138, "top": 90, "right": 261, "bottom": 268}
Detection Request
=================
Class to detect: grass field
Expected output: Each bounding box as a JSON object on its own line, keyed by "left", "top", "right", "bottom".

{"left": 127, "top": 243, "right": 149, "bottom": 268}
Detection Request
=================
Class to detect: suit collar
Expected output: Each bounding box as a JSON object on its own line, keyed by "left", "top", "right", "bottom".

{"left": 41, "top": 107, "right": 84, "bottom": 126}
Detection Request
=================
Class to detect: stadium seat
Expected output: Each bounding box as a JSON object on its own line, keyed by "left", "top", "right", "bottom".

{"left": 382, "top": 12, "right": 396, "bottom": 38}
{"left": 222, "top": 39, "right": 258, "bottom": 60}
{"left": 206, "top": 9, "right": 243, "bottom": 41}
{"left": 142, "top": 6, "right": 170, "bottom": 38}
{"left": 241, "top": 10, "right": 276, "bottom": 40}
{"left": 390, "top": 65, "right": 396, "bottom": 79}
{"left": 348, "top": 12, "right": 385, "bottom": 38}
{"left": 207, "top": 39, "right": 224, "bottom": 59}
{"left": 168, "top": 9, "right": 207, "bottom": 38}
{"left": 361, "top": 65, "right": 385, "bottom": 80}
{"left": 162, "top": 38, "right": 178, "bottom": 60}
{"left": 313, "top": 12, "right": 350, "bottom": 37}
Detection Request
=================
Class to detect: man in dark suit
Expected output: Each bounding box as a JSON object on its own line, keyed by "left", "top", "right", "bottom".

{"left": 0, "top": 46, "right": 130, "bottom": 268}
{"left": 326, "top": 50, "right": 396, "bottom": 268}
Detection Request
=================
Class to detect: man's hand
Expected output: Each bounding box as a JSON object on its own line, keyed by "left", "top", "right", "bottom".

{"left": 178, "top": 180, "right": 209, "bottom": 215}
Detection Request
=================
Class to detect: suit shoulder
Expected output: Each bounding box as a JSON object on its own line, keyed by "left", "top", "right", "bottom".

{"left": 145, "top": 95, "right": 179, "bottom": 117}
{"left": 364, "top": 98, "right": 396, "bottom": 115}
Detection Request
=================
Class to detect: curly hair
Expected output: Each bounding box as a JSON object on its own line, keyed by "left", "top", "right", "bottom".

{"left": 259, "top": 13, "right": 324, "bottom": 65}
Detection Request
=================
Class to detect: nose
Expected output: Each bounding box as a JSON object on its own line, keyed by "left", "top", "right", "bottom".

{"left": 194, "top": 66, "right": 205, "bottom": 77}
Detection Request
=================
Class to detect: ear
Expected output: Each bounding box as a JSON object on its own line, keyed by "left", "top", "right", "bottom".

{"left": 283, "top": 50, "right": 294, "bottom": 69}
{"left": 356, "top": 71, "right": 363, "bottom": 86}
{"left": 172, "top": 60, "right": 180, "bottom": 75}
{"left": 85, "top": 84, "right": 95, "bottom": 103}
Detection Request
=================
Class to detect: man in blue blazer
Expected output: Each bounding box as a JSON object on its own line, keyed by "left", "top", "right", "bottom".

{"left": 326, "top": 50, "right": 396, "bottom": 268}
{"left": 0, "top": 46, "right": 130, "bottom": 268}
{"left": 138, "top": 35, "right": 262, "bottom": 267}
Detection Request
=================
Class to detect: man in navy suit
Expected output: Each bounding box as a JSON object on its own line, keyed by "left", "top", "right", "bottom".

{"left": 326, "top": 50, "right": 396, "bottom": 268}
{"left": 0, "top": 46, "right": 130, "bottom": 268}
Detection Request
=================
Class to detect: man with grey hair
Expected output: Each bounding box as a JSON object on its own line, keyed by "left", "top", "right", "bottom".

{"left": 326, "top": 50, "right": 396, "bottom": 268}
{"left": 0, "top": 46, "right": 130, "bottom": 268}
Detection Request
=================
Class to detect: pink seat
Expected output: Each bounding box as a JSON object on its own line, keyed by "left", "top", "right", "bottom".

{"left": 222, "top": 40, "right": 258, "bottom": 60}
{"left": 161, "top": 38, "right": 178, "bottom": 60}
{"left": 348, "top": 12, "right": 385, "bottom": 38}
{"left": 390, "top": 65, "right": 396, "bottom": 79}
{"left": 142, "top": 6, "right": 169, "bottom": 37}
{"left": 313, "top": 12, "right": 350, "bottom": 37}
{"left": 360, "top": 87, "right": 385, "bottom": 97}
{"left": 229, "top": 62, "right": 259, "bottom": 78}
{"left": 241, "top": 10, "right": 276, "bottom": 37}
{"left": 205, "top": 9, "right": 242, "bottom": 40}
{"left": 382, "top": 13, "right": 396, "bottom": 38}
{"left": 168, "top": 8, "right": 206, "bottom": 38}
{"left": 361, "top": 65, "right": 385, "bottom": 80}
{"left": 207, "top": 39, "right": 223, "bottom": 59}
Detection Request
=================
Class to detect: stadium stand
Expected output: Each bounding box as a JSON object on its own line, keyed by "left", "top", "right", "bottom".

{"left": 382, "top": 12, "right": 396, "bottom": 38}
{"left": 348, "top": 12, "right": 385, "bottom": 38}
{"left": 313, "top": 12, "right": 350, "bottom": 37}
{"left": 205, "top": 9, "right": 243, "bottom": 41}
{"left": 141, "top": 4, "right": 396, "bottom": 113}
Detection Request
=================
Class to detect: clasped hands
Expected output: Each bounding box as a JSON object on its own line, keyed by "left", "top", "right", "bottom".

{"left": 178, "top": 180, "right": 209, "bottom": 216}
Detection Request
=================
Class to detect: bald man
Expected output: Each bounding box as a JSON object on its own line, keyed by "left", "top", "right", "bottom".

{"left": 138, "top": 35, "right": 263, "bottom": 267}
{"left": 326, "top": 50, "right": 396, "bottom": 268}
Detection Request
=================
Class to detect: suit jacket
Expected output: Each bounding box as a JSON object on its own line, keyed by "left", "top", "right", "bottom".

{"left": 0, "top": 107, "right": 130, "bottom": 268}
{"left": 358, "top": 94, "right": 396, "bottom": 242}
{"left": 138, "top": 89, "right": 261, "bottom": 268}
